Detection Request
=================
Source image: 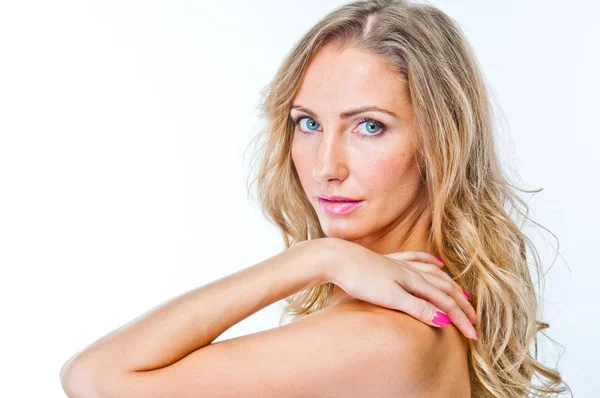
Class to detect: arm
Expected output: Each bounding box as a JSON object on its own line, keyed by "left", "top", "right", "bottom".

{"left": 61, "top": 237, "right": 336, "bottom": 395}
{"left": 64, "top": 295, "right": 445, "bottom": 398}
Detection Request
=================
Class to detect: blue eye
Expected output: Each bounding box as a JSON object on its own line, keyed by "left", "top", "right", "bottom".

{"left": 296, "top": 117, "right": 320, "bottom": 131}
{"left": 356, "top": 118, "right": 384, "bottom": 136}
{"left": 291, "top": 115, "right": 387, "bottom": 138}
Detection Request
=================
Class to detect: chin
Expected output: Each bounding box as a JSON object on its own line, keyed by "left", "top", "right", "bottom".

{"left": 322, "top": 227, "right": 364, "bottom": 242}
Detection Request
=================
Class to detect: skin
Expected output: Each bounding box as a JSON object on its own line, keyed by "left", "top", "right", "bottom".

{"left": 291, "top": 42, "right": 435, "bottom": 306}
{"left": 290, "top": 42, "right": 471, "bottom": 395}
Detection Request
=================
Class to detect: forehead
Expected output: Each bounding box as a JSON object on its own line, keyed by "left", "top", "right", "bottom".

{"left": 293, "top": 43, "right": 411, "bottom": 118}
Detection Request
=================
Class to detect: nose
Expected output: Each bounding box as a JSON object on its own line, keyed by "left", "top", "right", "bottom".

{"left": 312, "top": 132, "right": 349, "bottom": 182}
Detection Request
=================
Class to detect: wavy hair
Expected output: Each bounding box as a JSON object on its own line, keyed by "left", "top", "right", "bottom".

{"left": 245, "top": 0, "right": 570, "bottom": 396}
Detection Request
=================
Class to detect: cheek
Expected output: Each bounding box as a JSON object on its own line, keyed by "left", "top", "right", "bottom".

{"left": 356, "top": 154, "right": 405, "bottom": 188}
{"left": 291, "top": 140, "right": 314, "bottom": 184}
{"left": 354, "top": 152, "right": 420, "bottom": 199}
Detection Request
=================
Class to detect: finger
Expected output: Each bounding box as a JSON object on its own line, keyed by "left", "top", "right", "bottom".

{"left": 400, "top": 272, "right": 478, "bottom": 340}
{"left": 391, "top": 287, "right": 452, "bottom": 328}
{"left": 403, "top": 261, "right": 441, "bottom": 274}
{"left": 403, "top": 264, "right": 477, "bottom": 325}
{"left": 385, "top": 251, "right": 444, "bottom": 268}
{"left": 404, "top": 261, "right": 474, "bottom": 305}
{"left": 391, "top": 287, "right": 474, "bottom": 338}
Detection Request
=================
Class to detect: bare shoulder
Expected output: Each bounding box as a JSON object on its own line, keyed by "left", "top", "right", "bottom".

{"left": 321, "top": 297, "right": 472, "bottom": 397}
{"left": 84, "top": 296, "right": 471, "bottom": 398}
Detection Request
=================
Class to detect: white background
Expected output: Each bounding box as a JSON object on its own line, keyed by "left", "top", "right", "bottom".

{"left": 1, "top": 1, "right": 597, "bottom": 396}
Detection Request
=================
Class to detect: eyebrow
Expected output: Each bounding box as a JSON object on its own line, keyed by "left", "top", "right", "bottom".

{"left": 290, "top": 105, "right": 398, "bottom": 119}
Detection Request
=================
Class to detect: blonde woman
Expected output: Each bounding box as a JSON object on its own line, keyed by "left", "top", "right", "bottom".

{"left": 60, "top": 0, "right": 570, "bottom": 396}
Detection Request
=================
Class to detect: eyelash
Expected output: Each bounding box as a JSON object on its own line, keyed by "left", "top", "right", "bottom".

{"left": 290, "top": 115, "right": 387, "bottom": 138}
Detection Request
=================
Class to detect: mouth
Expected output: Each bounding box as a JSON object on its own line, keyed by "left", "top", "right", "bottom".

{"left": 318, "top": 198, "right": 364, "bottom": 215}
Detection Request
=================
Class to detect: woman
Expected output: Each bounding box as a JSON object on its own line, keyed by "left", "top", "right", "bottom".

{"left": 60, "top": 0, "right": 570, "bottom": 396}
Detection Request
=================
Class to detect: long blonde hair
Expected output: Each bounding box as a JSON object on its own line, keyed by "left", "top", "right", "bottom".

{"left": 245, "top": 0, "right": 570, "bottom": 396}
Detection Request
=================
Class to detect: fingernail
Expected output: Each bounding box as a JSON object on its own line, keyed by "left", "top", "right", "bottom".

{"left": 432, "top": 311, "right": 450, "bottom": 326}
{"left": 436, "top": 257, "right": 444, "bottom": 263}
{"left": 462, "top": 289, "right": 471, "bottom": 301}
{"left": 473, "top": 328, "right": 479, "bottom": 340}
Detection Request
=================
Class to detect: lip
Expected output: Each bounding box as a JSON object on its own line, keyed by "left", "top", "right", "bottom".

{"left": 318, "top": 194, "right": 361, "bottom": 202}
{"left": 318, "top": 197, "right": 364, "bottom": 215}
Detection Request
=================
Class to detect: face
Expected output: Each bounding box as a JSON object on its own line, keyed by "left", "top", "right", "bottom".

{"left": 290, "top": 42, "right": 426, "bottom": 245}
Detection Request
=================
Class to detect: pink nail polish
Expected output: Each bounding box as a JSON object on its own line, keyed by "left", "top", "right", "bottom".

{"left": 474, "top": 329, "right": 479, "bottom": 340}
{"left": 432, "top": 311, "right": 450, "bottom": 326}
{"left": 436, "top": 257, "right": 444, "bottom": 263}
{"left": 462, "top": 289, "right": 471, "bottom": 301}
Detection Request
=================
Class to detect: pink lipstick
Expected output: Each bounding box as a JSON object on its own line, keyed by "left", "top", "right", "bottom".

{"left": 318, "top": 194, "right": 364, "bottom": 215}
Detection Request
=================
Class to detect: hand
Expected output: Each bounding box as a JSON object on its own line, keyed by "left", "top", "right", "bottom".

{"left": 324, "top": 238, "right": 478, "bottom": 340}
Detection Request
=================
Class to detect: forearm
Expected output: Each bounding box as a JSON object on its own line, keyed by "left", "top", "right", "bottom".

{"left": 65, "top": 238, "right": 334, "bottom": 377}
